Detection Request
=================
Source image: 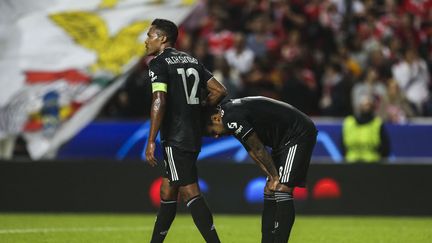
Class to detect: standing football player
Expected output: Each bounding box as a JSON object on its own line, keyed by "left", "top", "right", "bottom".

{"left": 206, "top": 96, "right": 317, "bottom": 243}
{"left": 145, "top": 19, "right": 227, "bottom": 243}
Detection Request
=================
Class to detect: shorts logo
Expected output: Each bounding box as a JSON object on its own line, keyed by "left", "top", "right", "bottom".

{"left": 227, "top": 122, "right": 237, "bottom": 129}
{"left": 234, "top": 125, "right": 243, "bottom": 135}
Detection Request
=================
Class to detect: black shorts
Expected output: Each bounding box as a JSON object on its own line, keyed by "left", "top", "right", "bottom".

{"left": 162, "top": 146, "right": 199, "bottom": 186}
{"left": 272, "top": 136, "right": 317, "bottom": 187}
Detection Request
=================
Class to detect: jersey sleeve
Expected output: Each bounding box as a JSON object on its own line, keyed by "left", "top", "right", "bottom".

{"left": 199, "top": 63, "right": 213, "bottom": 82}
{"left": 222, "top": 110, "right": 254, "bottom": 143}
{"left": 149, "top": 57, "right": 169, "bottom": 93}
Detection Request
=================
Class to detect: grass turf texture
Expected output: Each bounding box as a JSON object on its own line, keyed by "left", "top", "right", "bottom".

{"left": 1, "top": 213, "right": 431, "bottom": 243}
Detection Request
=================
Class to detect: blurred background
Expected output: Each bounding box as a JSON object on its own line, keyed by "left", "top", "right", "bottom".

{"left": 1, "top": 0, "right": 432, "bottom": 217}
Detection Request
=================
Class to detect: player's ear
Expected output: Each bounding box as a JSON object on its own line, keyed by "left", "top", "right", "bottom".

{"left": 160, "top": 35, "right": 167, "bottom": 43}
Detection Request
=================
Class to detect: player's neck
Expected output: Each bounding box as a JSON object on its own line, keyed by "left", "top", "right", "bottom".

{"left": 157, "top": 44, "right": 174, "bottom": 55}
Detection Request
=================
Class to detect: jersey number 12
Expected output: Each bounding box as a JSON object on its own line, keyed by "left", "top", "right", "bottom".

{"left": 177, "top": 68, "right": 200, "bottom": 105}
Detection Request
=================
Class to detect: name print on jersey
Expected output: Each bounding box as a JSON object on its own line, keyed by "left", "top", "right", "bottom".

{"left": 165, "top": 56, "right": 198, "bottom": 65}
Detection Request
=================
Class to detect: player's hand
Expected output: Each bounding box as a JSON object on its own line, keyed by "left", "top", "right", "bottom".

{"left": 145, "top": 141, "right": 158, "bottom": 167}
{"left": 266, "top": 176, "right": 280, "bottom": 192}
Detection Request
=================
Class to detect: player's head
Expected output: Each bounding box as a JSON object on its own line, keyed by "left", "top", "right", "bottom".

{"left": 203, "top": 107, "right": 227, "bottom": 138}
{"left": 145, "top": 19, "right": 178, "bottom": 55}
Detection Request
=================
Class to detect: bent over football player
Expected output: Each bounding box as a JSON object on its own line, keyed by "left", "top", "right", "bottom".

{"left": 206, "top": 96, "right": 317, "bottom": 243}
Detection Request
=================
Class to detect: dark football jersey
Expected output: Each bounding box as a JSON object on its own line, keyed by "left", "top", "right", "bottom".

{"left": 220, "top": 96, "right": 317, "bottom": 150}
{"left": 149, "top": 47, "right": 213, "bottom": 152}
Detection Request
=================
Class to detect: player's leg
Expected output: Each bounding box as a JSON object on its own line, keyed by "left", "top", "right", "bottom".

{"left": 261, "top": 183, "right": 276, "bottom": 243}
{"left": 274, "top": 137, "right": 316, "bottom": 243}
{"left": 274, "top": 184, "right": 295, "bottom": 243}
{"left": 150, "top": 147, "right": 181, "bottom": 243}
{"left": 151, "top": 178, "right": 179, "bottom": 243}
{"left": 181, "top": 183, "right": 220, "bottom": 243}
{"left": 167, "top": 146, "right": 220, "bottom": 243}
{"left": 261, "top": 146, "right": 294, "bottom": 243}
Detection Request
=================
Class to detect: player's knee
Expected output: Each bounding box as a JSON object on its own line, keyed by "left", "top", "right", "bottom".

{"left": 160, "top": 181, "right": 178, "bottom": 201}
{"left": 264, "top": 186, "right": 273, "bottom": 195}
{"left": 160, "top": 190, "right": 177, "bottom": 201}
{"left": 179, "top": 183, "right": 200, "bottom": 202}
{"left": 275, "top": 184, "right": 294, "bottom": 193}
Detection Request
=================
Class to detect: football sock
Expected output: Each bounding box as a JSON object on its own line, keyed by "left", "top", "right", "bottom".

{"left": 150, "top": 200, "right": 177, "bottom": 243}
{"left": 274, "top": 191, "right": 295, "bottom": 243}
{"left": 261, "top": 193, "right": 276, "bottom": 243}
{"left": 187, "top": 195, "right": 221, "bottom": 243}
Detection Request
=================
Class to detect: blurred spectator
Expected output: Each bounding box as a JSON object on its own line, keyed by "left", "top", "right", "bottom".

{"left": 319, "top": 62, "right": 353, "bottom": 116}
{"left": 0, "top": 135, "right": 16, "bottom": 160}
{"left": 12, "top": 135, "right": 29, "bottom": 159}
{"left": 192, "top": 39, "right": 215, "bottom": 72}
{"left": 392, "top": 47, "right": 430, "bottom": 114}
{"left": 97, "top": 0, "right": 432, "bottom": 120}
{"left": 102, "top": 90, "right": 135, "bottom": 118}
{"left": 351, "top": 67, "right": 387, "bottom": 115}
{"left": 242, "top": 58, "right": 279, "bottom": 99}
{"left": 274, "top": 0, "right": 306, "bottom": 33}
{"left": 342, "top": 95, "right": 390, "bottom": 163}
{"left": 280, "top": 30, "right": 303, "bottom": 64}
{"left": 224, "top": 32, "right": 255, "bottom": 74}
{"left": 368, "top": 47, "right": 393, "bottom": 81}
{"left": 347, "top": 34, "right": 368, "bottom": 71}
{"left": 319, "top": 1, "right": 343, "bottom": 34}
{"left": 246, "top": 14, "right": 276, "bottom": 59}
{"left": 339, "top": 44, "right": 362, "bottom": 79}
{"left": 98, "top": 56, "right": 152, "bottom": 119}
{"left": 213, "top": 56, "right": 241, "bottom": 99}
{"left": 177, "top": 30, "right": 193, "bottom": 53}
{"left": 281, "top": 62, "right": 319, "bottom": 115}
{"left": 393, "top": 11, "right": 422, "bottom": 48}
{"left": 204, "top": 16, "right": 234, "bottom": 56}
{"left": 377, "top": 78, "right": 414, "bottom": 124}
{"left": 383, "top": 37, "right": 403, "bottom": 65}
{"left": 181, "top": 0, "right": 210, "bottom": 34}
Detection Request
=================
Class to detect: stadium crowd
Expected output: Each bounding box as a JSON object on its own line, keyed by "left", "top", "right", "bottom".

{"left": 101, "top": 0, "right": 432, "bottom": 124}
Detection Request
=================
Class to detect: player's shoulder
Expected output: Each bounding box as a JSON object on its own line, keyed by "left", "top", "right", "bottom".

{"left": 149, "top": 48, "right": 174, "bottom": 66}
{"left": 223, "top": 98, "right": 246, "bottom": 109}
{"left": 221, "top": 99, "right": 245, "bottom": 119}
{"left": 149, "top": 54, "right": 165, "bottom": 69}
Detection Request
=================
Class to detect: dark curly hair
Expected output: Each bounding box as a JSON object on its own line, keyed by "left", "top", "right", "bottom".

{"left": 151, "top": 19, "right": 178, "bottom": 46}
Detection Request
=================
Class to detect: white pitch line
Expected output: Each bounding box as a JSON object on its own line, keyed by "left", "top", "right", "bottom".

{"left": 0, "top": 226, "right": 152, "bottom": 234}
{"left": 0, "top": 224, "right": 225, "bottom": 235}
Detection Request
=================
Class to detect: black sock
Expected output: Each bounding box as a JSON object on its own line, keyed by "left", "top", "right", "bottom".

{"left": 261, "top": 193, "right": 276, "bottom": 243}
{"left": 274, "top": 192, "right": 295, "bottom": 243}
{"left": 187, "top": 195, "right": 220, "bottom": 243}
{"left": 150, "top": 200, "right": 177, "bottom": 243}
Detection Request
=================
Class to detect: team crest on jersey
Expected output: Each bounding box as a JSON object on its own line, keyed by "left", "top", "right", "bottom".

{"left": 227, "top": 122, "right": 237, "bottom": 129}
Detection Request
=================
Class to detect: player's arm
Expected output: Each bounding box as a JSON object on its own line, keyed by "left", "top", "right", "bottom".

{"left": 244, "top": 132, "right": 280, "bottom": 190}
{"left": 145, "top": 88, "right": 166, "bottom": 167}
{"left": 206, "top": 77, "right": 227, "bottom": 106}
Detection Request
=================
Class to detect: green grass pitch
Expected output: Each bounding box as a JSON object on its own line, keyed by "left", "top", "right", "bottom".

{"left": 1, "top": 213, "right": 431, "bottom": 242}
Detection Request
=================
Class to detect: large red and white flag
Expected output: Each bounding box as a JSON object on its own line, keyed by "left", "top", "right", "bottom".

{"left": 0, "top": 0, "right": 196, "bottom": 159}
